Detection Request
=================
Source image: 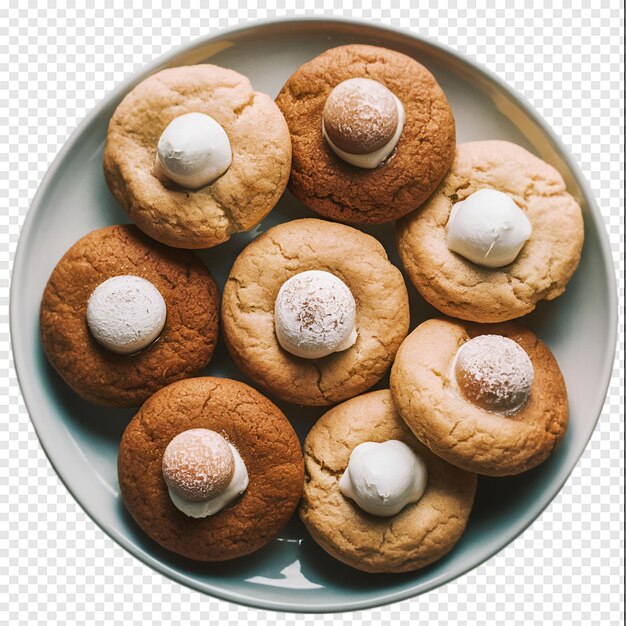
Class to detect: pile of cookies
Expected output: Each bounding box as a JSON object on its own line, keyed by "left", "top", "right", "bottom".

{"left": 39, "top": 44, "right": 584, "bottom": 573}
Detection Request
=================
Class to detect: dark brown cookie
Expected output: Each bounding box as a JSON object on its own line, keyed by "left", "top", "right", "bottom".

{"left": 40, "top": 224, "right": 219, "bottom": 407}
{"left": 275, "top": 44, "right": 456, "bottom": 224}
{"left": 390, "top": 317, "right": 569, "bottom": 476}
{"left": 117, "top": 377, "right": 304, "bottom": 561}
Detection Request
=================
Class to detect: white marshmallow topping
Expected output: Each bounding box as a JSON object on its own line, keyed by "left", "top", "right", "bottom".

{"left": 322, "top": 84, "right": 405, "bottom": 169}
{"left": 446, "top": 188, "right": 532, "bottom": 268}
{"left": 155, "top": 112, "right": 232, "bottom": 189}
{"left": 339, "top": 440, "right": 427, "bottom": 517}
{"left": 167, "top": 440, "right": 249, "bottom": 519}
{"left": 274, "top": 270, "right": 357, "bottom": 359}
{"left": 86, "top": 275, "right": 166, "bottom": 355}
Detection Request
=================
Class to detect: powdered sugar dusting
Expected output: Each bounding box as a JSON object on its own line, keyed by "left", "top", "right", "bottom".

{"left": 274, "top": 270, "right": 357, "bottom": 359}
{"left": 162, "top": 428, "right": 235, "bottom": 502}
{"left": 86, "top": 275, "right": 166, "bottom": 355}
{"left": 323, "top": 77, "right": 398, "bottom": 154}
{"left": 454, "top": 334, "right": 534, "bottom": 414}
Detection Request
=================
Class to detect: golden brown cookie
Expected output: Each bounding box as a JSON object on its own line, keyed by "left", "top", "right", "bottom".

{"left": 390, "top": 317, "right": 569, "bottom": 476}
{"left": 40, "top": 224, "right": 219, "bottom": 407}
{"left": 103, "top": 64, "right": 291, "bottom": 249}
{"left": 300, "top": 390, "right": 477, "bottom": 573}
{"left": 396, "top": 141, "right": 584, "bottom": 322}
{"left": 221, "top": 218, "right": 410, "bottom": 406}
{"left": 118, "top": 377, "right": 304, "bottom": 561}
{"left": 275, "top": 44, "right": 456, "bottom": 224}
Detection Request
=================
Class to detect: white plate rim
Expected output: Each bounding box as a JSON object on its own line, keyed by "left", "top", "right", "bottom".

{"left": 9, "top": 15, "right": 618, "bottom": 613}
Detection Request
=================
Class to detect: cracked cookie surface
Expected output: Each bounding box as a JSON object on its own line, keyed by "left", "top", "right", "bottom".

{"left": 300, "top": 389, "right": 476, "bottom": 573}
{"left": 390, "top": 317, "right": 569, "bottom": 476}
{"left": 221, "top": 218, "right": 410, "bottom": 406}
{"left": 40, "top": 224, "right": 219, "bottom": 407}
{"left": 396, "top": 140, "right": 584, "bottom": 322}
{"left": 117, "top": 376, "right": 304, "bottom": 561}
{"left": 275, "top": 44, "right": 456, "bottom": 224}
{"left": 103, "top": 64, "right": 291, "bottom": 249}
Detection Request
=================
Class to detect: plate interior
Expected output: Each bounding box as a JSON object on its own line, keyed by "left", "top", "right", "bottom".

{"left": 10, "top": 19, "right": 616, "bottom": 612}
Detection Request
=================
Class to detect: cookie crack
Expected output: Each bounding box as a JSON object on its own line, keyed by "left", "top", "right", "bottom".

{"left": 267, "top": 235, "right": 299, "bottom": 260}
{"left": 305, "top": 450, "right": 343, "bottom": 479}
{"left": 213, "top": 197, "right": 242, "bottom": 234}
{"left": 311, "top": 360, "right": 329, "bottom": 403}
{"left": 232, "top": 92, "right": 256, "bottom": 116}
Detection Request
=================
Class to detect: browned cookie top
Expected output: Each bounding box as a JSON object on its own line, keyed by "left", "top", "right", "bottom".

{"left": 390, "top": 318, "right": 569, "bottom": 476}
{"left": 275, "top": 44, "right": 456, "bottom": 224}
{"left": 103, "top": 64, "right": 292, "bottom": 249}
{"left": 300, "top": 390, "right": 477, "bottom": 573}
{"left": 40, "top": 224, "right": 219, "bottom": 407}
{"left": 117, "top": 377, "right": 304, "bottom": 561}
{"left": 396, "top": 141, "right": 584, "bottom": 322}
{"left": 221, "top": 218, "right": 410, "bottom": 406}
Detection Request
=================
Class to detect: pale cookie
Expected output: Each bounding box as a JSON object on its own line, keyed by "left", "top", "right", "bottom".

{"left": 396, "top": 140, "right": 584, "bottom": 322}
{"left": 221, "top": 218, "right": 410, "bottom": 406}
{"left": 118, "top": 377, "right": 304, "bottom": 561}
{"left": 275, "top": 44, "right": 456, "bottom": 224}
{"left": 40, "top": 225, "right": 219, "bottom": 407}
{"left": 103, "top": 64, "right": 291, "bottom": 249}
{"left": 300, "top": 389, "right": 477, "bottom": 573}
{"left": 390, "top": 317, "right": 569, "bottom": 476}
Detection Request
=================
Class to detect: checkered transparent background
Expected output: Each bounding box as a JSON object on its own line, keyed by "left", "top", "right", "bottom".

{"left": 1, "top": 2, "right": 623, "bottom": 624}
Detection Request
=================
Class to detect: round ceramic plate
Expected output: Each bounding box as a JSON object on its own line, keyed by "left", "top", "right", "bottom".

{"left": 10, "top": 17, "right": 617, "bottom": 613}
